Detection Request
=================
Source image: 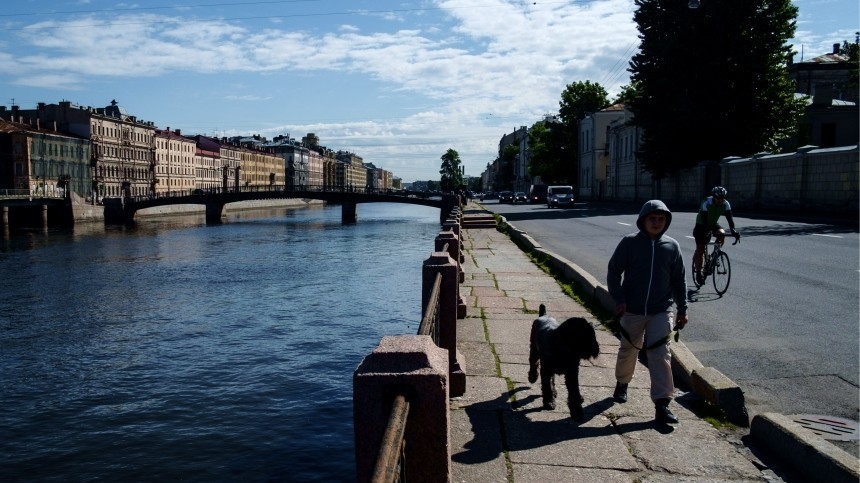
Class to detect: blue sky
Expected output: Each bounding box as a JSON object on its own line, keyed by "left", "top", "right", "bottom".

{"left": 2, "top": 0, "right": 857, "bottom": 182}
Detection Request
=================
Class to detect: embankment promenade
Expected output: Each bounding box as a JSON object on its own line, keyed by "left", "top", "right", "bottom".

{"left": 353, "top": 200, "right": 859, "bottom": 482}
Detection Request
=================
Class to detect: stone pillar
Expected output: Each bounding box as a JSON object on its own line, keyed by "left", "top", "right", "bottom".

{"left": 41, "top": 204, "right": 48, "bottom": 229}
{"left": 342, "top": 201, "right": 357, "bottom": 224}
{"left": 205, "top": 202, "right": 226, "bottom": 223}
{"left": 354, "top": 335, "right": 450, "bottom": 483}
{"left": 436, "top": 229, "right": 467, "bottom": 318}
{"left": 439, "top": 194, "right": 458, "bottom": 224}
{"left": 442, "top": 220, "right": 462, "bottom": 254}
{"left": 422, "top": 252, "right": 466, "bottom": 396}
{"left": 1, "top": 206, "right": 8, "bottom": 226}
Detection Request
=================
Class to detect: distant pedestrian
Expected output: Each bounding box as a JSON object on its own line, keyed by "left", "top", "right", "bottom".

{"left": 607, "top": 200, "right": 688, "bottom": 425}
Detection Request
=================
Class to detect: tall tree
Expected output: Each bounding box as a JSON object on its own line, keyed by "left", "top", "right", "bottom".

{"left": 628, "top": 0, "right": 804, "bottom": 178}
{"left": 527, "top": 119, "right": 567, "bottom": 184}
{"left": 839, "top": 34, "right": 859, "bottom": 94}
{"left": 529, "top": 81, "right": 609, "bottom": 186}
{"left": 439, "top": 148, "right": 464, "bottom": 192}
{"left": 494, "top": 144, "right": 519, "bottom": 190}
{"left": 558, "top": 81, "right": 610, "bottom": 186}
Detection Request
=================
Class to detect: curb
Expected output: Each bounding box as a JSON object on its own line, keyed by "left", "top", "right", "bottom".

{"left": 750, "top": 413, "right": 860, "bottom": 483}
{"left": 488, "top": 210, "right": 858, "bottom": 480}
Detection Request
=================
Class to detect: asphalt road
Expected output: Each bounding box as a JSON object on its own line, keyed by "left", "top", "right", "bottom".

{"left": 484, "top": 198, "right": 859, "bottom": 427}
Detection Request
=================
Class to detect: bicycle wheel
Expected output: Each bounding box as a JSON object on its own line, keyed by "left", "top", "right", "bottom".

{"left": 691, "top": 258, "right": 703, "bottom": 288}
{"left": 712, "top": 251, "right": 731, "bottom": 295}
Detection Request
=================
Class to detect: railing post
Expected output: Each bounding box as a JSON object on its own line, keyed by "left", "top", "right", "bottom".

{"left": 442, "top": 220, "right": 462, "bottom": 260}
{"left": 354, "top": 335, "right": 451, "bottom": 483}
{"left": 435, "top": 230, "right": 463, "bottom": 283}
{"left": 422, "top": 252, "right": 466, "bottom": 397}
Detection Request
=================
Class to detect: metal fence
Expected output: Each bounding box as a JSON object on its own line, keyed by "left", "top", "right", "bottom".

{"left": 367, "top": 234, "right": 454, "bottom": 482}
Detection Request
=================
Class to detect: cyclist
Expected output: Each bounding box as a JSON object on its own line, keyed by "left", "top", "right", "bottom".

{"left": 693, "top": 186, "right": 738, "bottom": 284}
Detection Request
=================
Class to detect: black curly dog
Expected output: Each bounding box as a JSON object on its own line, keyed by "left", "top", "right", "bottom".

{"left": 528, "top": 304, "right": 600, "bottom": 421}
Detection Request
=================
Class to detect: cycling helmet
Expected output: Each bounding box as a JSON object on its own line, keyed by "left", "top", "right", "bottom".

{"left": 711, "top": 186, "right": 728, "bottom": 198}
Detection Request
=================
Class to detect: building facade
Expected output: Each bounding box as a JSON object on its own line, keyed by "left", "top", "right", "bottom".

{"left": 579, "top": 104, "right": 625, "bottom": 199}
{"left": 0, "top": 118, "right": 92, "bottom": 198}
{"left": 154, "top": 128, "right": 196, "bottom": 196}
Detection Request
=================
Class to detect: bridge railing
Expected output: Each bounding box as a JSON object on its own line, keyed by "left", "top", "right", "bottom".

{"left": 354, "top": 207, "right": 465, "bottom": 482}
{"left": 125, "top": 184, "right": 434, "bottom": 204}
{"left": 0, "top": 188, "right": 65, "bottom": 200}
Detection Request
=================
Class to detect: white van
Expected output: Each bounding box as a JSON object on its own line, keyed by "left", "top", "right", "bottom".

{"left": 547, "top": 185, "right": 575, "bottom": 208}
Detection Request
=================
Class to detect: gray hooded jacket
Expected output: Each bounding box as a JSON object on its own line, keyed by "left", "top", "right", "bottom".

{"left": 607, "top": 200, "right": 687, "bottom": 316}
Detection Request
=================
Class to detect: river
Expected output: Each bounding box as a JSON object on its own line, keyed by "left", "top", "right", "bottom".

{"left": 0, "top": 202, "right": 443, "bottom": 482}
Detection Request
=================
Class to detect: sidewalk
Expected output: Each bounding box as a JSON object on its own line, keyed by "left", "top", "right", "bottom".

{"left": 449, "top": 204, "right": 772, "bottom": 482}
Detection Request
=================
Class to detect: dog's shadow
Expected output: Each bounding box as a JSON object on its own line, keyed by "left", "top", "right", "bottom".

{"left": 453, "top": 387, "right": 663, "bottom": 465}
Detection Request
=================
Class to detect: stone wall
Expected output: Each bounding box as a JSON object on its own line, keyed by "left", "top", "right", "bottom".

{"left": 602, "top": 145, "right": 859, "bottom": 214}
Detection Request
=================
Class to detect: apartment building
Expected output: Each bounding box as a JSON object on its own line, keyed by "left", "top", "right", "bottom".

{"left": 0, "top": 100, "right": 157, "bottom": 201}
{"left": 579, "top": 104, "right": 625, "bottom": 199}
{"left": 154, "top": 128, "right": 196, "bottom": 195}
{"left": 0, "top": 117, "right": 92, "bottom": 198}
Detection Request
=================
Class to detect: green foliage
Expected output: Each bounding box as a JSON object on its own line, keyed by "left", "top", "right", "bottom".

{"left": 467, "top": 176, "right": 483, "bottom": 193}
{"left": 527, "top": 81, "right": 609, "bottom": 186}
{"left": 558, "top": 81, "right": 610, "bottom": 185}
{"left": 494, "top": 144, "right": 519, "bottom": 190}
{"left": 628, "top": 0, "right": 803, "bottom": 178}
{"left": 839, "top": 34, "right": 859, "bottom": 91}
{"left": 613, "top": 81, "right": 642, "bottom": 105}
{"left": 439, "top": 148, "right": 464, "bottom": 192}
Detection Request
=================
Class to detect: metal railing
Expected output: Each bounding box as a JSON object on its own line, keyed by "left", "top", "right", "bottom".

{"left": 416, "top": 272, "right": 442, "bottom": 345}
{"left": 370, "top": 394, "right": 409, "bottom": 483}
{"left": 125, "top": 184, "right": 431, "bottom": 203}
{"left": 370, "top": 238, "right": 452, "bottom": 482}
{"left": 0, "top": 189, "right": 65, "bottom": 200}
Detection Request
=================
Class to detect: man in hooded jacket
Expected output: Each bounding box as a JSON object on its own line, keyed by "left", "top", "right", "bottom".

{"left": 607, "top": 200, "right": 688, "bottom": 424}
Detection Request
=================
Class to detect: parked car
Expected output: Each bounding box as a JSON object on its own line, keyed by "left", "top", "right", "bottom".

{"left": 499, "top": 191, "right": 514, "bottom": 203}
{"left": 547, "top": 185, "right": 575, "bottom": 208}
{"left": 514, "top": 192, "right": 527, "bottom": 203}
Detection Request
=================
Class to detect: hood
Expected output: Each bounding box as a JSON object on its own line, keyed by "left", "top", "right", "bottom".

{"left": 636, "top": 199, "right": 672, "bottom": 235}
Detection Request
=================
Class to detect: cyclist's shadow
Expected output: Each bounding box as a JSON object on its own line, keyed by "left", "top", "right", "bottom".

{"left": 687, "top": 287, "right": 722, "bottom": 302}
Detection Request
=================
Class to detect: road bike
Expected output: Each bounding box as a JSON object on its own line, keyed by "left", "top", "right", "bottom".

{"left": 692, "top": 233, "right": 740, "bottom": 295}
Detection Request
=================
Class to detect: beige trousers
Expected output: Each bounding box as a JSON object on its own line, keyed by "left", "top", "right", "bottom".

{"left": 615, "top": 311, "right": 675, "bottom": 402}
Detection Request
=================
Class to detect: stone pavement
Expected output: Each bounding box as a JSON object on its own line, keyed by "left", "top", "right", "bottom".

{"left": 449, "top": 211, "right": 773, "bottom": 482}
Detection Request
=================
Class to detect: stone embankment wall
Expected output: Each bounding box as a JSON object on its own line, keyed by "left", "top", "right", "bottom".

{"left": 607, "top": 145, "right": 859, "bottom": 214}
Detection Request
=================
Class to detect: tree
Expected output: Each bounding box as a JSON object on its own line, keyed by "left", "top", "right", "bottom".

{"left": 559, "top": 81, "right": 610, "bottom": 186}
{"left": 628, "top": 0, "right": 804, "bottom": 178}
{"left": 613, "top": 81, "right": 642, "bottom": 105}
{"left": 838, "top": 33, "right": 859, "bottom": 93}
{"left": 528, "top": 81, "right": 609, "bottom": 186}
{"left": 494, "top": 144, "right": 518, "bottom": 190}
{"left": 527, "top": 119, "right": 567, "bottom": 184}
{"left": 439, "top": 148, "right": 464, "bottom": 192}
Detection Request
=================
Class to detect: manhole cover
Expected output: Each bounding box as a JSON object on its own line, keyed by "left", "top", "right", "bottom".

{"left": 792, "top": 415, "right": 860, "bottom": 441}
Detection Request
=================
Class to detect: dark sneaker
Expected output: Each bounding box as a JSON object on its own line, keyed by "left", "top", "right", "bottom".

{"left": 655, "top": 399, "right": 679, "bottom": 424}
{"left": 613, "top": 382, "right": 628, "bottom": 403}
{"left": 694, "top": 271, "right": 705, "bottom": 286}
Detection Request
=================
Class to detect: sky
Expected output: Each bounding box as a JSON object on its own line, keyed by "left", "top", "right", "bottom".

{"left": 1, "top": 1, "right": 857, "bottom": 182}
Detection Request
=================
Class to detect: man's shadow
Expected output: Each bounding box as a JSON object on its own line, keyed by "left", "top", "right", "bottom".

{"left": 452, "top": 386, "right": 666, "bottom": 465}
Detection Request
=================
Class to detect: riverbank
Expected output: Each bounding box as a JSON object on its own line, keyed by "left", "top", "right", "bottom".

{"left": 68, "top": 193, "right": 322, "bottom": 223}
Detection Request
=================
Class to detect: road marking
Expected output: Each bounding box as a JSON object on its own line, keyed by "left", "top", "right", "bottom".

{"left": 813, "top": 233, "right": 843, "bottom": 238}
{"left": 617, "top": 222, "right": 631, "bottom": 226}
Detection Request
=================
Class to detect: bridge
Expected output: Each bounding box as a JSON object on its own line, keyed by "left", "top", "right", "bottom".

{"left": 118, "top": 185, "right": 458, "bottom": 224}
